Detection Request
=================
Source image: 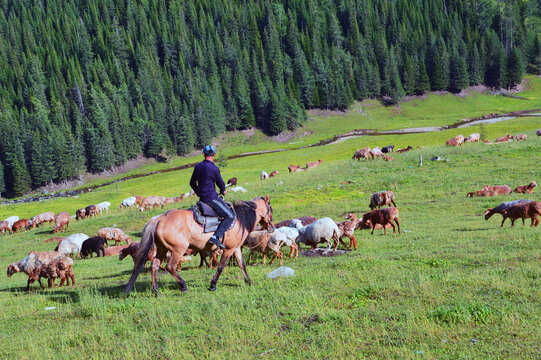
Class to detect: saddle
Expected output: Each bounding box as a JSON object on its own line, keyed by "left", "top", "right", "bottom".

{"left": 191, "top": 201, "right": 236, "bottom": 233}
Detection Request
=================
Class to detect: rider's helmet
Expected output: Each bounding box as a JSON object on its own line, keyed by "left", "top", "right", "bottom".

{"left": 203, "top": 145, "right": 216, "bottom": 156}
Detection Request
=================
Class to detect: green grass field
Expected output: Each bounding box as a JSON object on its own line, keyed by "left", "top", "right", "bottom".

{"left": 0, "top": 78, "right": 540, "bottom": 359}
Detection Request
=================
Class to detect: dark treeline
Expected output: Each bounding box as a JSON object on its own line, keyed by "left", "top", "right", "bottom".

{"left": 0, "top": 0, "right": 539, "bottom": 197}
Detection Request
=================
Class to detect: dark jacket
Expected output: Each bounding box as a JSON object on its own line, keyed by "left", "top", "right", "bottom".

{"left": 190, "top": 160, "right": 226, "bottom": 203}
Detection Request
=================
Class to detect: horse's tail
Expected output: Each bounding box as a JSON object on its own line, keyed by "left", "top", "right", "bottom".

{"left": 125, "top": 220, "right": 158, "bottom": 293}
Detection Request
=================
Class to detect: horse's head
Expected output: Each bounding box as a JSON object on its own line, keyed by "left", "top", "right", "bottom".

{"left": 254, "top": 195, "right": 275, "bottom": 232}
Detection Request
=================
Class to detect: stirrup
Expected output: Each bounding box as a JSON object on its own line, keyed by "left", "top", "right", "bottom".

{"left": 209, "top": 236, "right": 226, "bottom": 249}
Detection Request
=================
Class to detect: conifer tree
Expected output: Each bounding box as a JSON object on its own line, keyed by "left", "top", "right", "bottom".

{"left": 0, "top": 160, "right": 5, "bottom": 198}
{"left": 506, "top": 47, "right": 524, "bottom": 88}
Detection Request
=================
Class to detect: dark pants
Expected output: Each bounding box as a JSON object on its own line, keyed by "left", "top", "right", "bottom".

{"left": 205, "top": 198, "right": 235, "bottom": 239}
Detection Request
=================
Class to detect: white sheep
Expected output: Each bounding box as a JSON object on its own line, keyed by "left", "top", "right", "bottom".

{"left": 260, "top": 171, "right": 269, "bottom": 180}
{"left": 96, "top": 201, "right": 111, "bottom": 214}
{"left": 120, "top": 197, "right": 136, "bottom": 209}
{"left": 3, "top": 216, "right": 19, "bottom": 230}
{"left": 296, "top": 217, "right": 340, "bottom": 252}
{"left": 56, "top": 233, "right": 89, "bottom": 256}
{"left": 275, "top": 226, "right": 299, "bottom": 258}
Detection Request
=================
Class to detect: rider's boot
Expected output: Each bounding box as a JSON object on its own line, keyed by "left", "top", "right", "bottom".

{"left": 209, "top": 235, "right": 226, "bottom": 249}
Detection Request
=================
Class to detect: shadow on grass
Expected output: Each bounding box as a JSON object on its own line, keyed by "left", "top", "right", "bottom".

{"left": 453, "top": 228, "right": 494, "bottom": 232}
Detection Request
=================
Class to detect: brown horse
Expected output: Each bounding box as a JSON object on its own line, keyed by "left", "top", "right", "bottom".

{"left": 125, "top": 196, "right": 274, "bottom": 294}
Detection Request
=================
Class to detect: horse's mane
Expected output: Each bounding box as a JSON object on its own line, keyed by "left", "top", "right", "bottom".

{"left": 233, "top": 200, "right": 258, "bottom": 235}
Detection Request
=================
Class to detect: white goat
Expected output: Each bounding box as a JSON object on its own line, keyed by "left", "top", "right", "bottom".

{"left": 120, "top": 197, "right": 136, "bottom": 209}
{"left": 260, "top": 171, "right": 269, "bottom": 180}
{"left": 96, "top": 201, "right": 111, "bottom": 214}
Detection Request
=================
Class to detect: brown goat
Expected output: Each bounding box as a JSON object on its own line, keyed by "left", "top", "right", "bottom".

{"left": 226, "top": 177, "right": 237, "bottom": 187}
{"left": 446, "top": 135, "right": 464, "bottom": 146}
{"left": 514, "top": 181, "right": 537, "bottom": 194}
{"left": 495, "top": 134, "right": 512, "bottom": 143}
{"left": 305, "top": 159, "right": 322, "bottom": 169}
{"left": 75, "top": 208, "right": 86, "bottom": 221}
{"left": 53, "top": 212, "right": 70, "bottom": 233}
{"left": 352, "top": 148, "right": 372, "bottom": 160}
{"left": 361, "top": 208, "right": 400, "bottom": 235}
{"left": 30, "top": 212, "right": 55, "bottom": 229}
{"left": 269, "top": 170, "right": 279, "bottom": 177}
{"left": 382, "top": 155, "right": 394, "bottom": 161}
{"left": 482, "top": 185, "right": 512, "bottom": 195}
{"left": 0, "top": 221, "right": 10, "bottom": 233}
{"left": 336, "top": 220, "right": 357, "bottom": 250}
{"left": 369, "top": 191, "right": 397, "bottom": 210}
{"left": 288, "top": 165, "right": 302, "bottom": 173}
{"left": 85, "top": 205, "right": 98, "bottom": 218}
{"left": 513, "top": 134, "right": 527, "bottom": 141}
{"left": 467, "top": 190, "right": 496, "bottom": 198}
{"left": 12, "top": 219, "right": 30, "bottom": 232}
{"left": 396, "top": 146, "right": 413, "bottom": 153}
{"left": 501, "top": 201, "right": 541, "bottom": 227}
{"left": 347, "top": 212, "right": 392, "bottom": 231}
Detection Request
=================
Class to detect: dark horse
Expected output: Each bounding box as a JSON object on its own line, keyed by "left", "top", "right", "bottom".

{"left": 125, "top": 196, "right": 274, "bottom": 294}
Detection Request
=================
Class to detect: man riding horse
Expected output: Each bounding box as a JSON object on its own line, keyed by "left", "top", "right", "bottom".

{"left": 189, "top": 145, "right": 233, "bottom": 249}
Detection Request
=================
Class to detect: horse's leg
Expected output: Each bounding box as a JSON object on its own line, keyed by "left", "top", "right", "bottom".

{"left": 233, "top": 247, "right": 251, "bottom": 285}
{"left": 209, "top": 248, "right": 236, "bottom": 291}
{"left": 165, "top": 250, "right": 188, "bottom": 293}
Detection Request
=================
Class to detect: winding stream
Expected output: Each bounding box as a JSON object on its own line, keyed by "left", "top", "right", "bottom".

{"left": 2, "top": 109, "right": 539, "bottom": 205}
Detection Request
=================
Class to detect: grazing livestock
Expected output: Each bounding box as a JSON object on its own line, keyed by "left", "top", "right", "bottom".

{"left": 269, "top": 170, "right": 279, "bottom": 177}
{"left": 96, "top": 202, "right": 111, "bottom": 214}
{"left": 483, "top": 139, "right": 492, "bottom": 144}
{"left": 53, "top": 212, "right": 70, "bottom": 234}
{"left": 336, "top": 220, "right": 357, "bottom": 250}
{"left": 446, "top": 135, "right": 465, "bottom": 146}
{"left": 97, "top": 227, "right": 131, "bottom": 246}
{"left": 0, "top": 221, "right": 10, "bottom": 233}
{"left": 135, "top": 196, "right": 144, "bottom": 206}
{"left": 296, "top": 217, "right": 340, "bottom": 252}
{"left": 163, "top": 196, "right": 183, "bottom": 205}
{"left": 30, "top": 212, "right": 55, "bottom": 229}
{"left": 244, "top": 230, "right": 287, "bottom": 266}
{"left": 352, "top": 148, "right": 373, "bottom": 160}
{"left": 495, "top": 134, "right": 512, "bottom": 143}
{"left": 382, "top": 145, "right": 394, "bottom": 153}
{"left": 466, "top": 133, "right": 480, "bottom": 143}
{"left": 85, "top": 205, "right": 98, "bottom": 218}
{"left": 501, "top": 201, "right": 541, "bottom": 227}
{"left": 120, "top": 196, "right": 137, "bottom": 209}
{"left": 7, "top": 251, "right": 75, "bottom": 290}
{"left": 55, "top": 234, "right": 90, "bottom": 256}
{"left": 104, "top": 245, "right": 128, "bottom": 257}
{"left": 369, "top": 191, "right": 397, "bottom": 210}
{"left": 370, "top": 147, "right": 383, "bottom": 159}
{"left": 346, "top": 213, "right": 392, "bottom": 231}
{"left": 260, "top": 171, "right": 269, "bottom": 180}
{"left": 119, "top": 241, "right": 157, "bottom": 272}
{"left": 305, "top": 160, "right": 322, "bottom": 169}
{"left": 382, "top": 155, "right": 394, "bottom": 161}
{"left": 484, "top": 199, "right": 532, "bottom": 226}
{"left": 140, "top": 196, "right": 166, "bottom": 211}
{"left": 80, "top": 236, "right": 107, "bottom": 258}
{"left": 275, "top": 227, "right": 300, "bottom": 258}
{"left": 226, "top": 177, "right": 238, "bottom": 187}
{"left": 361, "top": 208, "right": 400, "bottom": 235}
{"left": 396, "top": 146, "right": 413, "bottom": 153}
{"left": 482, "top": 185, "right": 513, "bottom": 195}
{"left": 537, "top": 129, "right": 541, "bottom": 136}
{"left": 513, "top": 134, "right": 527, "bottom": 141}
{"left": 514, "top": 181, "right": 537, "bottom": 194}
{"left": 276, "top": 216, "right": 318, "bottom": 228}
{"left": 75, "top": 208, "right": 86, "bottom": 221}
{"left": 467, "top": 190, "right": 496, "bottom": 197}
{"left": 12, "top": 219, "right": 30, "bottom": 232}
{"left": 3, "top": 216, "right": 19, "bottom": 230}
{"left": 288, "top": 165, "right": 302, "bottom": 173}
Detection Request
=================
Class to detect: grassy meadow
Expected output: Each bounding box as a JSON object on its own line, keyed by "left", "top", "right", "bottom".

{"left": 0, "top": 79, "right": 540, "bottom": 359}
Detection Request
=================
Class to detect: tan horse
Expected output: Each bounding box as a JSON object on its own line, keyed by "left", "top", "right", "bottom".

{"left": 125, "top": 196, "right": 274, "bottom": 294}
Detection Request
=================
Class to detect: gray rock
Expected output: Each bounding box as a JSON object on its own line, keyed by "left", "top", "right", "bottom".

{"left": 267, "top": 266, "right": 295, "bottom": 279}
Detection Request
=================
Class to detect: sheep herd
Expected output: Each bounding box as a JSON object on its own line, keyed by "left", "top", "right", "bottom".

{"left": 3, "top": 129, "right": 540, "bottom": 292}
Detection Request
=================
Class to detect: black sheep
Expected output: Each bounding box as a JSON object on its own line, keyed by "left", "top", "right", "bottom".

{"left": 382, "top": 145, "right": 394, "bottom": 153}
{"left": 80, "top": 236, "right": 107, "bottom": 258}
